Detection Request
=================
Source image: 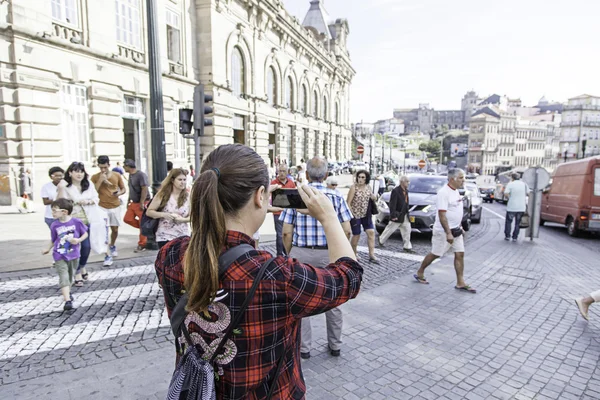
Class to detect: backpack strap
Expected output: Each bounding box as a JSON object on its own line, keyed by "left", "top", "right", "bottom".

{"left": 169, "top": 244, "right": 256, "bottom": 341}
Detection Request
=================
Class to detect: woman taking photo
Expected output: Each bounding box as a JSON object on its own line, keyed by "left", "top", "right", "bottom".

{"left": 57, "top": 162, "right": 99, "bottom": 286}
{"left": 155, "top": 144, "right": 362, "bottom": 399}
{"left": 146, "top": 168, "right": 190, "bottom": 249}
{"left": 347, "top": 170, "right": 379, "bottom": 263}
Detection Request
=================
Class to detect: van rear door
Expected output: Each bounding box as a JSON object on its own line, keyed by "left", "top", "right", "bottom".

{"left": 589, "top": 163, "right": 600, "bottom": 231}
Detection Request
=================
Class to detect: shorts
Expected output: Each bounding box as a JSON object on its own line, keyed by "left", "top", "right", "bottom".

{"left": 431, "top": 230, "right": 465, "bottom": 257}
{"left": 55, "top": 259, "right": 78, "bottom": 288}
{"left": 350, "top": 215, "right": 374, "bottom": 235}
{"left": 100, "top": 206, "right": 122, "bottom": 227}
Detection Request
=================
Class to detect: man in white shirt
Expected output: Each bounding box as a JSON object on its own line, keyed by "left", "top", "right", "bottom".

{"left": 504, "top": 173, "right": 529, "bottom": 241}
{"left": 414, "top": 168, "right": 476, "bottom": 293}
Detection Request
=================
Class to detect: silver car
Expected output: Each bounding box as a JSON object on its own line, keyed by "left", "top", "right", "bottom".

{"left": 465, "top": 182, "right": 483, "bottom": 223}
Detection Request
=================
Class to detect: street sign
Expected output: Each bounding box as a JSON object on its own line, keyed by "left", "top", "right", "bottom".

{"left": 522, "top": 167, "right": 551, "bottom": 190}
{"left": 418, "top": 159, "right": 426, "bottom": 169}
{"left": 357, "top": 145, "right": 364, "bottom": 154}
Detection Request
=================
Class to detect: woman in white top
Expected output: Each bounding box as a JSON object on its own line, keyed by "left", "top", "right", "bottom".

{"left": 57, "top": 162, "right": 99, "bottom": 286}
{"left": 146, "top": 168, "right": 190, "bottom": 249}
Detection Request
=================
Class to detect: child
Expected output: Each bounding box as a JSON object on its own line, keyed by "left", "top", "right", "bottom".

{"left": 42, "top": 198, "right": 89, "bottom": 310}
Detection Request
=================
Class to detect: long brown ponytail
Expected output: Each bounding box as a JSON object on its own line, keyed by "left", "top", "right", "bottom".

{"left": 184, "top": 144, "right": 269, "bottom": 313}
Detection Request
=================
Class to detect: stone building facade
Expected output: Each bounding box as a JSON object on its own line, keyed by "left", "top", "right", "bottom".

{"left": 560, "top": 94, "right": 600, "bottom": 161}
{"left": 0, "top": 0, "right": 354, "bottom": 205}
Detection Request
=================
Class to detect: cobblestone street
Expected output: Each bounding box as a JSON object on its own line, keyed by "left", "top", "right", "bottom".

{"left": 1, "top": 203, "right": 600, "bottom": 399}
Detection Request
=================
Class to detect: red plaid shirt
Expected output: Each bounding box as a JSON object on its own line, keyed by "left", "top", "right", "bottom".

{"left": 155, "top": 231, "right": 363, "bottom": 400}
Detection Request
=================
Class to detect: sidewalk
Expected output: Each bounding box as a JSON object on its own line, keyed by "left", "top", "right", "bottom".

{"left": 3, "top": 217, "right": 600, "bottom": 399}
{"left": 0, "top": 204, "right": 277, "bottom": 273}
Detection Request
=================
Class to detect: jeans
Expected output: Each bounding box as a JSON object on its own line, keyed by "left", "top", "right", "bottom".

{"left": 273, "top": 216, "right": 286, "bottom": 256}
{"left": 76, "top": 229, "right": 91, "bottom": 274}
{"left": 505, "top": 212, "right": 524, "bottom": 239}
{"left": 45, "top": 218, "right": 56, "bottom": 230}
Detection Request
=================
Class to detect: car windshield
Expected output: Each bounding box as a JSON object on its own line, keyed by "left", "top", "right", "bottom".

{"left": 409, "top": 177, "right": 447, "bottom": 194}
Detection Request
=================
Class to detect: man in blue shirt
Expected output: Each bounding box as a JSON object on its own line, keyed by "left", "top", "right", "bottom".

{"left": 504, "top": 173, "right": 529, "bottom": 241}
{"left": 281, "top": 156, "right": 353, "bottom": 359}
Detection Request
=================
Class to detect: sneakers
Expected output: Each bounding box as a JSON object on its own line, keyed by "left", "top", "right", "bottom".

{"left": 110, "top": 245, "right": 118, "bottom": 257}
{"left": 134, "top": 245, "right": 147, "bottom": 253}
{"left": 103, "top": 255, "right": 113, "bottom": 267}
{"left": 64, "top": 301, "right": 73, "bottom": 311}
{"left": 329, "top": 347, "right": 341, "bottom": 357}
{"left": 504, "top": 237, "right": 510, "bottom": 241}
{"left": 300, "top": 352, "right": 311, "bottom": 360}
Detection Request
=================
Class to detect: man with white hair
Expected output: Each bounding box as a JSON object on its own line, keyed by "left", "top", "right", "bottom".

{"left": 414, "top": 168, "right": 476, "bottom": 293}
{"left": 378, "top": 175, "right": 413, "bottom": 252}
{"left": 326, "top": 176, "right": 340, "bottom": 194}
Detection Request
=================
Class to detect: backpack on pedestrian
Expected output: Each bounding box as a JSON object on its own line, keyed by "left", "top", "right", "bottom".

{"left": 166, "top": 244, "right": 284, "bottom": 400}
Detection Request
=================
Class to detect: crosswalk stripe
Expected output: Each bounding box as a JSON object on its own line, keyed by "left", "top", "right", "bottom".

{"left": 0, "top": 282, "right": 160, "bottom": 320}
{"left": 0, "top": 308, "right": 169, "bottom": 360}
{"left": 357, "top": 246, "right": 424, "bottom": 262}
{"left": 0, "top": 264, "right": 155, "bottom": 293}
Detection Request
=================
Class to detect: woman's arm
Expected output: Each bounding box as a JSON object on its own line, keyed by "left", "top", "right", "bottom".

{"left": 346, "top": 185, "right": 355, "bottom": 207}
{"left": 146, "top": 195, "right": 163, "bottom": 219}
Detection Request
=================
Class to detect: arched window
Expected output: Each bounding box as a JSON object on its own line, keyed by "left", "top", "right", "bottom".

{"left": 231, "top": 47, "right": 244, "bottom": 97}
{"left": 313, "top": 91, "right": 318, "bottom": 118}
{"left": 335, "top": 102, "right": 340, "bottom": 124}
{"left": 323, "top": 96, "right": 328, "bottom": 121}
{"left": 267, "top": 66, "right": 276, "bottom": 106}
{"left": 285, "top": 77, "right": 294, "bottom": 109}
{"left": 300, "top": 85, "right": 307, "bottom": 113}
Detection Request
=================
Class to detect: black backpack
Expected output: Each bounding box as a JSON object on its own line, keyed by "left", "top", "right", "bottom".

{"left": 166, "top": 244, "right": 284, "bottom": 400}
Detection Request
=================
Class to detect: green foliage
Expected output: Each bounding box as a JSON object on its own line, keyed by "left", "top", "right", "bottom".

{"left": 418, "top": 140, "right": 442, "bottom": 155}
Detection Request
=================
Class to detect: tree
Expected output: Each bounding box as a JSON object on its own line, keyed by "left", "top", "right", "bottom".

{"left": 419, "top": 140, "right": 441, "bottom": 156}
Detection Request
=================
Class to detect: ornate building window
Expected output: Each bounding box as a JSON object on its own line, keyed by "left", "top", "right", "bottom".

{"left": 323, "top": 96, "right": 328, "bottom": 121}
{"left": 231, "top": 47, "right": 245, "bottom": 97}
{"left": 335, "top": 102, "right": 340, "bottom": 124}
{"left": 267, "top": 67, "right": 276, "bottom": 106}
{"left": 313, "top": 91, "right": 318, "bottom": 118}
{"left": 166, "top": 8, "right": 181, "bottom": 63}
{"left": 285, "top": 77, "right": 294, "bottom": 110}
{"left": 300, "top": 85, "right": 307, "bottom": 114}
{"left": 52, "top": 0, "right": 79, "bottom": 26}
{"left": 115, "top": 0, "right": 142, "bottom": 49}
{"left": 60, "top": 84, "right": 90, "bottom": 163}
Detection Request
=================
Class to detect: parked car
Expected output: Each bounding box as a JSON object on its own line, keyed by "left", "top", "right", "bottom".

{"left": 375, "top": 174, "right": 472, "bottom": 235}
{"left": 480, "top": 187, "right": 495, "bottom": 203}
{"left": 465, "top": 182, "right": 483, "bottom": 223}
{"left": 327, "top": 162, "right": 342, "bottom": 176}
{"left": 352, "top": 161, "right": 369, "bottom": 173}
{"left": 541, "top": 156, "right": 600, "bottom": 237}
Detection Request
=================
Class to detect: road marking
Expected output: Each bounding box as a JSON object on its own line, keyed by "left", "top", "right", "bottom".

{"left": 0, "top": 264, "right": 155, "bottom": 293}
{"left": 0, "top": 282, "right": 160, "bottom": 320}
{"left": 483, "top": 206, "right": 506, "bottom": 220}
{"left": 357, "top": 246, "right": 424, "bottom": 262}
{"left": 0, "top": 308, "right": 169, "bottom": 360}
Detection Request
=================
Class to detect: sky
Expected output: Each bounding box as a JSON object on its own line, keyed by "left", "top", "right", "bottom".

{"left": 282, "top": 0, "right": 600, "bottom": 123}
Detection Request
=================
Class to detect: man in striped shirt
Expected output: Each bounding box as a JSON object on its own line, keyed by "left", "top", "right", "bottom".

{"left": 281, "top": 156, "right": 353, "bottom": 359}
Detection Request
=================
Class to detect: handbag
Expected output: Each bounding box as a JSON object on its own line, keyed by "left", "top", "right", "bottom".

{"left": 450, "top": 227, "right": 463, "bottom": 237}
{"left": 84, "top": 204, "right": 109, "bottom": 254}
{"left": 369, "top": 198, "right": 379, "bottom": 215}
{"left": 140, "top": 209, "right": 159, "bottom": 237}
{"left": 520, "top": 213, "right": 530, "bottom": 228}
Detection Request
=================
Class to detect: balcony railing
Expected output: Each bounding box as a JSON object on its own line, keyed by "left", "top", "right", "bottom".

{"left": 52, "top": 22, "right": 82, "bottom": 44}
{"left": 118, "top": 45, "right": 145, "bottom": 64}
{"left": 561, "top": 120, "right": 600, "bottom": 127}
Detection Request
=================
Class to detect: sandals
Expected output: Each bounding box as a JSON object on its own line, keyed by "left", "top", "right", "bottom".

{"left": 74, "top": 280, "right": 84, "bottom": 287}
{"left": 455, "top": 285, "right": 477, "bottom": 293}
{"left": 82, "top": 273, "right": 89, "bottom": 281}
{"left": 413, "top": 274, "right": 429, "bottom": 284}
{"left": 575, "top": 298, "right": 589, "bottom": 321}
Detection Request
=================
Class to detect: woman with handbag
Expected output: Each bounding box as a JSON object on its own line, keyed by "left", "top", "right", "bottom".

{"left": 347, "top": 170, "right": 379, "bottom": 263}
{"left": 57, "top": 162, "right": 99, "bottom": 286}
{"left": 145, "top": 168, "right": 191, "bottom": 249}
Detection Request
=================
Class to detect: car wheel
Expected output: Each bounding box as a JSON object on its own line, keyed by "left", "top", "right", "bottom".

{"left": 462, "top": 217, "right": 471, "bottom": 232}
{"left": 539, "top": 218, "right": 545, "bottom": 226}
{"left": 567, "top": 218, "right": 579, "bottom": 237}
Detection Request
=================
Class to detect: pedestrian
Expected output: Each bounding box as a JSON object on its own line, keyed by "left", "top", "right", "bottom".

{"left": 378, "top": 175, "right": 413, "bottom": 252}
{"left": 377, "top": 175, "right": 386, "bottom": 196}
{"left": 146, "top": 168, "right": 190, "bottom": 249}
{"left": 270, "top": 164, "right": 296, "bottom": 256}
{"left": 326, "top": 176, "right": 341, "bottom": 195}
{"left": 57, "top": 162, "right": 98, "bottom": 286}
{"left": 20, "top": 167, "right": 33, "bottom": 200}
{"left": 41, "top": 166, "right": 64, "bottom": 230}
{"left": 504, "top": 173, "right": 529, "bottom": 242}
{"left": 189, "top": 164, "right": 195, "bottom": 178}
{"left": 347, "top": 170, "right": 378, "bottom": 263}
{"left": 575, "top": 291, "right": 600, "bottom": 321}
{"left": 414, "top": 168, "right": 476, "bottom": 293}
{"left": 154, "top": 144, "right": 362, "bottom": 399}
{"left": 281, "top": 156, "right": 354, "bottom": 359}
{"left": 123, "top": 159, "right": 151, "bottom": 252}
{"left": 91, "top": 156, "right": 126, "bottom": 266}
{"left": 42, "top": 198, "right": 88, "bottom": 310}
{"left": 167, "top": 161, "right": 173, "bottom": 172}
{"left": 296, "top": 165, "right": 306, "bottom": 183}
{"left": 112, "top": 162, "right": 125, "bottom": 175}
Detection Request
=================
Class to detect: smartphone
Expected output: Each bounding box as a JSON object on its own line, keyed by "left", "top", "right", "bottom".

{"left": 271, "top": 188, "right": 307, "bottom": 209}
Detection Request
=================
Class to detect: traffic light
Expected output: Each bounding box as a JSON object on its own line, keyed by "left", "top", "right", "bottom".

{"left": 194, "top": 84, "right": 213, "bottom": 136}
{"left": 179, "top": 108, "right": 193, "bottom": 135}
